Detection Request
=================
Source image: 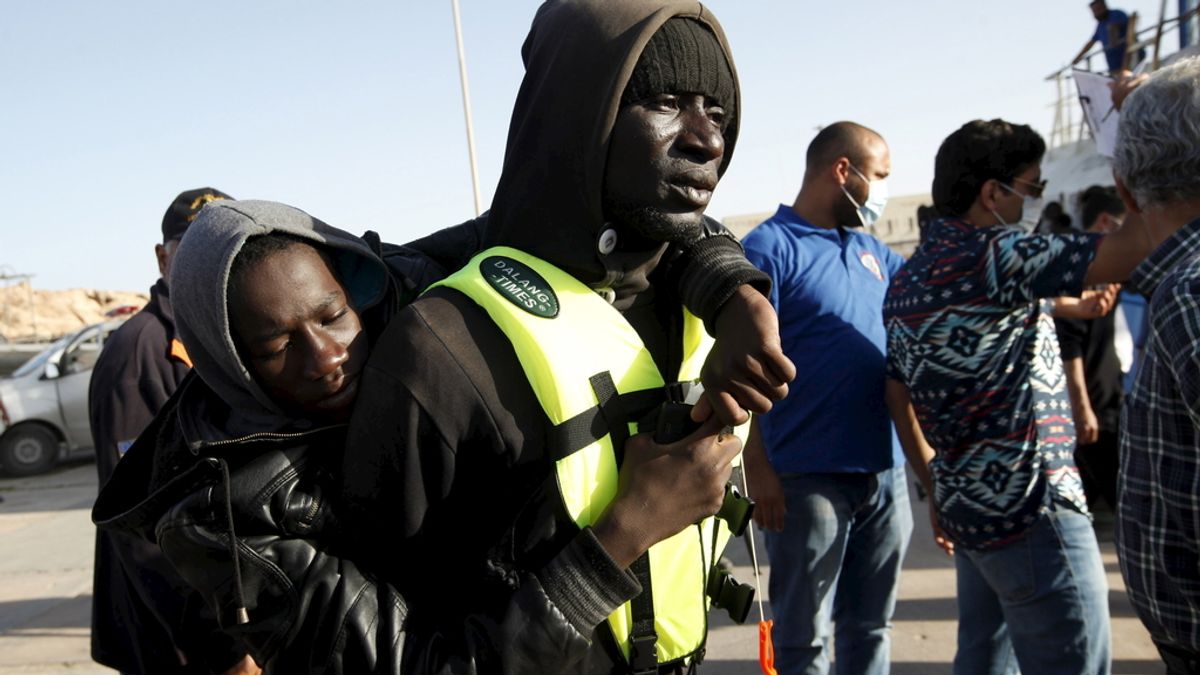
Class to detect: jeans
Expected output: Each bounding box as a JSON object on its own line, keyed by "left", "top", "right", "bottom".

{"left": 953, "top": 504, "right": 1111, "bottom": 675}
{"left": 764, "top": 466, "right": 913, "bottom": 675}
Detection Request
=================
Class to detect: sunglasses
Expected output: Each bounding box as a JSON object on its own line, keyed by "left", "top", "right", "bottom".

{"left": 1009, "top": 175, "right": 1048, "bottom": 199}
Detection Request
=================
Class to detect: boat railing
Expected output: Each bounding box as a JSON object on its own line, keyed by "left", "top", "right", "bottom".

{"left": 1045, "top": 6, "right": 1197, "bottom": 149}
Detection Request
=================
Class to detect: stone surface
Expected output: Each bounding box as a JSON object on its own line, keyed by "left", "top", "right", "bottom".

{"left": 0, "top": 462, "right": 1165, "bottom": 674}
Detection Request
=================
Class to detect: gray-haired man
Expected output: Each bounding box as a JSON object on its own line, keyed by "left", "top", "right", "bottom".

{"left": 1113, "top": 55, "right": 1200, "bottom": 675}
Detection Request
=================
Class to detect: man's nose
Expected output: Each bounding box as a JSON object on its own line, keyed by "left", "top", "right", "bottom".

{"left": 678, "top": 100, "right": 724, "bottom": 162}
{"left": 302, "top": 329, "right": 348, "bottom": 380}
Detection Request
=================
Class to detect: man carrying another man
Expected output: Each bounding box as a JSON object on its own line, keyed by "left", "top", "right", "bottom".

{"left": 342, "top": 1, "right": 791, "bottom": 672}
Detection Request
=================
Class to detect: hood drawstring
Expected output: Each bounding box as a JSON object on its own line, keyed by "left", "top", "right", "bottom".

{"left": 217, "top": 457, "right": 250, "bottom": 625}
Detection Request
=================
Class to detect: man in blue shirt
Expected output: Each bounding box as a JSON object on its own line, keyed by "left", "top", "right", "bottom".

{"left": 1073, "top": 1, "right": 1144, "bottom": 73}
{"left": 743, "top": 122, "right": 912, "bottom": 675}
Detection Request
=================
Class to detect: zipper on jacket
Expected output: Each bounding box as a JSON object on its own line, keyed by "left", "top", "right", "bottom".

{"left": 191, "top": 424, "right": 346, "bottom": 452}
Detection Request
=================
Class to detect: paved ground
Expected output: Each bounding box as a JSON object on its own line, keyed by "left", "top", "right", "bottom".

{"left": 0, "top": 460, "right": 1165, "bottom": 674}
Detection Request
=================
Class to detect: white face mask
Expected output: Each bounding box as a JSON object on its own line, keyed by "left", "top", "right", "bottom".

{"left": 842, "top": 164, "right": 889, "bottom": 228}
{"left": 996, "top": 182, "right": 1043, "bottom": 232}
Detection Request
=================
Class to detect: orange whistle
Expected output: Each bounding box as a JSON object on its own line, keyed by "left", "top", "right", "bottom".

{"left": 758, "top": 620, "right": 777, "bottom": 675}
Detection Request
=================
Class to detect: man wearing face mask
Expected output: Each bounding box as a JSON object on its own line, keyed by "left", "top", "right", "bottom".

{"left": 741, "top": 122, "right": 913, "bottom": 675}
{"left": 883, "top": 119, "right": 1153, "bottom": 674}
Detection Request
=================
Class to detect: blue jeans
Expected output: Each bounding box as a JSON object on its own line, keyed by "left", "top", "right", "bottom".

{"left": 953, "top": 504, "right": 1111, "bottom": 675}
{"left": 764, "top": 466, "right": 913, "bottom": 675}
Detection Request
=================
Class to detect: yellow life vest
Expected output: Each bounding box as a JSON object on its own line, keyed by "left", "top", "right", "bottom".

{"left": 433, "top": 246, "right": 748, "bottom": 670}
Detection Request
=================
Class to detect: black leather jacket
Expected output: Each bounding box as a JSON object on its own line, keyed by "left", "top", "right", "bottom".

{"left": 93, "top": 374, "right": 632, "bottom": 674}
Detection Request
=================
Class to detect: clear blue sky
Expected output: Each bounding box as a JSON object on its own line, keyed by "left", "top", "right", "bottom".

{"left": 0, "top": 0, "right": 1173, "bottom": 290}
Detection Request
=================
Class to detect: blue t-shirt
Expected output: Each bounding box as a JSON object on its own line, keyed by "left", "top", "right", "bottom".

{"left": 1093, "top": 9, "right": 1138, "bottom": 72}
{"left": 742, "top": 205, "right": 905, "bottom": 475}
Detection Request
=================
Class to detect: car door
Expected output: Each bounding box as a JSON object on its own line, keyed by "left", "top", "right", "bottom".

{"left": 54, "top": 325, "right": 104, "bottom": 449}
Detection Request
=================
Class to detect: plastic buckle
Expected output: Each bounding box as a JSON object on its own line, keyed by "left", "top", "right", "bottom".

{"left": 716, "top": 484, "right": 755, "bottom": 536}
{"left": 706, "top": 567, "right": 755, "bottom": 625}
{"left": 629, "top": 633, "right": 659, "bottom": 674}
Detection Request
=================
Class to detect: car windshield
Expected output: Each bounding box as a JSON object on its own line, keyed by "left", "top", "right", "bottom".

{"left": 9, "top": 335, "right": 72, "bottom": 379}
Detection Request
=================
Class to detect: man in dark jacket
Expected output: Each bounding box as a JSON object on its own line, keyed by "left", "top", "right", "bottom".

{"left": 94, "top": 198, "right": 773, "bottom": 673}
{"left": 89, "top": 187, "right": 255, "bottom": 674}
{"left": 342, "top": 2, "right": 784, "bottom": 672}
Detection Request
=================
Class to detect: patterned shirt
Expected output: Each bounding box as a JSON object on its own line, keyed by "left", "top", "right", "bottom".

{"left": 884, "top": 218, "right": 1101, "bottom": 550}
{"left": 1118, "top": 216, "right": 1200, "bottom": 651}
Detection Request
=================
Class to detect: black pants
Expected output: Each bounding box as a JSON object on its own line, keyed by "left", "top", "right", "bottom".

{"left": 1075, "top": 429, "right": 1119, "bottom": 510}
{"left": 1156, "top": 640, "right": 1200, "bottom": 675}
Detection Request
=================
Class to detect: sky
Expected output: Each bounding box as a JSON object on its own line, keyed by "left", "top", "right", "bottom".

{"left": 0, "top": 0, "right": 1180, "bottom": 291}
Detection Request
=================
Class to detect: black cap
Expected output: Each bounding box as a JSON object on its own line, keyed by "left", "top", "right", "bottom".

{"left": 161, "top": 187, "right": 233, "bottom": 243}
{"left": 621, "top": 18, "right": 736, "bottom": 127}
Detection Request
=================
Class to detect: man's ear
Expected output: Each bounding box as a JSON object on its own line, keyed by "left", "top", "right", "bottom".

{"left": 155, "top": 243, "right": 169, "bottom": 280}
{"left": 832, "top": 157, "right": 851, "bottom": 185}
{"left": 1113, "top": 175, "right": 1141, "bottom": 215}
{"left": 978, "top": 178, "right": 1001, "bottom": 212}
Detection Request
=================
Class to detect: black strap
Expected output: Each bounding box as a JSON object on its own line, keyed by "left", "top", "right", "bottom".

{"left": 628, "top": 554, "right": 659, "bottom": 674}
{"left": 546, "top": 384, "right": 664, "bottom": 462}
{"left": 590, "top": 372, "right": 628, "bottom": 464}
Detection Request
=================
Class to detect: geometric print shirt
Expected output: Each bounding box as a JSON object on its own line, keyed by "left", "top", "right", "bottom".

{"left": 1118, "top": 216, "right": 1200, "bottom": 651}
{"left": 884, "top": 217, "right": 1101, "bottom": 550}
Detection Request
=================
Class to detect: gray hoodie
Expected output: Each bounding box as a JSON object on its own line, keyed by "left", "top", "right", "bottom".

{"left": 169, "top": 200, "right": 388, "bottom": 439}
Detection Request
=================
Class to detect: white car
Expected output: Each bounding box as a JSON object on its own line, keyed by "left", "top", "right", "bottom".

{"left": 0, "top": 318, "right": 129, "bottom": 476}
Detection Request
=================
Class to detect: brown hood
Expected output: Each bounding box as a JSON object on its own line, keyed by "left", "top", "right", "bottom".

{"left": 482, "top": 0, "right": 740, "bottom": 293}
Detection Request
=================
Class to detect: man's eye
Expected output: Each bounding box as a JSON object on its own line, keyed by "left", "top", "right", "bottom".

{"left": 324, "top": 308, "right": 349, "bottom": 326}
{"left": 707, "top": 108, "right": 727, "bottom": 126}
{"left": 645, "top": 95, "right": 678, "bottom": 111}
{"left": 257, "top": 343, "right": 289, "bottom": 361}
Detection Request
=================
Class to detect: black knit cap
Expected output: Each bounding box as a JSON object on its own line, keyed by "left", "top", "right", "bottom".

{"left": 161, "top": 187, "right": 233, "bottom": 243}
{"left": 621, "top": 18, "right": 736, "bottom": 126}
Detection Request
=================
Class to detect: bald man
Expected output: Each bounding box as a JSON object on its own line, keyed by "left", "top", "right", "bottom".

{"left": 742, "top": 122, "right": 912, "bottom": 675}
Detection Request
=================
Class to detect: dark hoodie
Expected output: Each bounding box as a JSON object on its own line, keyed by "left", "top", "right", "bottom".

{"left": 342, "top": 2, "right": 744, "bottom": 672}
{"left": 486, "top": 0, "right": 742, "bottom": 310}
{"left": 94, "top": 201, "right": 633, "bottom": 673}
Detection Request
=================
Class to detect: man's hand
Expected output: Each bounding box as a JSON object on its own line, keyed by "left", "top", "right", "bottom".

{"left": 929, "top": 502, "right": 954, "bottom": 557}
{"left": 592, "top": 417, "right": 742, "bottom": 569}
{"left": 742, "top": 420, "right": 785, "bottom": 532}
{"left": 1109, "top": 71, "right": 1148, "bottom": 111}
{"left": 1073, "top": 403, "right": 1100, "bottom": 445}
{"left": 1054, "top": 284, "right": 1119, "bottom": 319}
{"left": 745, "top": 459, "right": 785, "bottom": 533}
{"left": 696, "top": 285, "right": 796, "bottom": 426}
{"left": 220, "top": 655, "right": 261, "bottom": 675}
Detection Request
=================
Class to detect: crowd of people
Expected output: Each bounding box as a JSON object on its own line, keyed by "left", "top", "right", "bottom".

{"left": 79, "top": 1, "right": 1200, "bottom": 674}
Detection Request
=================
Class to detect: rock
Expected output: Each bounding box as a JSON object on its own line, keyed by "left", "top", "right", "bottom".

{"left": 0, "top": 283, "right": 148, "bottom": 342}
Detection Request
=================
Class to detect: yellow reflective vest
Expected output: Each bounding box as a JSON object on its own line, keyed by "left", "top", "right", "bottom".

{"left": 433, "top": 246, "right": 746, "bottom": 669}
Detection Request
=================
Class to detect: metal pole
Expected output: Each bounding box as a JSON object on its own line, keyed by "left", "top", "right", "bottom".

{"left": 451, "top": 0, "right": 483, "bottom": 216}
{"left": 26, "top": 279, "right": 36, "bottom": 341}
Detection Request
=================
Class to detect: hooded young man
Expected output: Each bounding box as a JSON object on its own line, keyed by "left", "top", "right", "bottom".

{"left": 341, "top": 2, "right": 779, "bottom": 673}
{"left": 98, "top": 200, "right": 731, "bottom": 672}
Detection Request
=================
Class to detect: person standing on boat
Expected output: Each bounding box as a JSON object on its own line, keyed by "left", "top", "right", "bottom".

{"left": 1072, "top": 1, "right": 1145, "bottom": 74}
{"left": 741, "top": 121, "right": 913, "bottom": 675}
{"left": 1111, "top": 55, "right": 1200, "bottom": 675}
